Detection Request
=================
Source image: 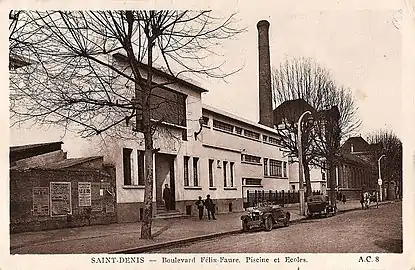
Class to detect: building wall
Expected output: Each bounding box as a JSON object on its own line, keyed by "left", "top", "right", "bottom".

{"left": 201, "top": 110, "right": 290, "bottom": 200}
{"left": 90, "top": 95, "right": 294, "bottom": 221}
{"left": 10, "top": 167, "right": 116, "bottom": 233}
{"left": 288, "top": 162, "right": 326, "bottom": 192}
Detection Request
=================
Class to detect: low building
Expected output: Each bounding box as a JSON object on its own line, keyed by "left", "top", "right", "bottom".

{"left": 9, "top": 142, "right": 116, "bottom": 233}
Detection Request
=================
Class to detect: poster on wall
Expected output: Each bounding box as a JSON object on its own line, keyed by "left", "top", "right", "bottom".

{"left": 50, "top": 182, "right": 72, "bottom": 217}
{"left": 78, "top": 182, "right": 91, "bottom": 207}
{"left": 33, "top": 187, "right": 49, "bottom": 216}
{"left": 91, "top": 182, "right": 102, "bottom": 212}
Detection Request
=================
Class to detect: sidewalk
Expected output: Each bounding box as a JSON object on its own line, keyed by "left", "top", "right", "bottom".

{"left": 10, "top": 200, "right": 393, "bottom": 254}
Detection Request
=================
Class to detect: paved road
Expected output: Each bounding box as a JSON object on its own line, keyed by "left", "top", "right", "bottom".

{"left": 150, "top": 202, "right": 402, "bottom": 253}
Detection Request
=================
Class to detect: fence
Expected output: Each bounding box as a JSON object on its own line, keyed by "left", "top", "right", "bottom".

{"left": 243, "top": 190, "right": 321, "bottom": 209}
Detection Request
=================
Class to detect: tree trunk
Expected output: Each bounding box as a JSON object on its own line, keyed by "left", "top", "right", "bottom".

{"left": 140, "top": 37, "right": 155, "bottom": 239}
{"left": 328, "top": 160, "right": 337, "bottom": 207}
{"left": 302, "top": 156, "right": 312, "bottom": 197}
{"left": 140, "top": 81, "right": 154, "bottom": 239}
{"left": 140, "top": 126, "right": 154, "bottom": 239}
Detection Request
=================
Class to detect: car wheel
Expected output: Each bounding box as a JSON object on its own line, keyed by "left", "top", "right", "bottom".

{"left": 242, "top": 220, "right": 249, "bottom": 232}
{"left": 264, "top": 216, "right": 273, "bottom": 231}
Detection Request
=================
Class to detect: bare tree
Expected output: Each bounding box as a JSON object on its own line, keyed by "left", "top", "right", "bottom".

{"left": 367, "top": 129, "right": 402, "bottom": 199}
{"left": 9, "top": 10, "right": 244, "bottom": 239}
{"left": 272, "top": 57, "right": 361, "bottom": 201}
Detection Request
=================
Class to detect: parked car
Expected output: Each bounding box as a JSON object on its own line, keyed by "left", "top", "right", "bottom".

{"left": 306, "top": 195, "right": 336, "bottom": 218}
{"left": 241, "top": 203, "right": 290, "bottom": 232}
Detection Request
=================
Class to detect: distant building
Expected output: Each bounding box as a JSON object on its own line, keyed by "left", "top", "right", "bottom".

{"left": 336, "top": 136, "right": 385, "bottom": 199}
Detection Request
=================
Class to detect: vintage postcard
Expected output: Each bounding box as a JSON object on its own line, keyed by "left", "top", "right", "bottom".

{"left": 1, "top": 0, "right": 414, "bottom": 269}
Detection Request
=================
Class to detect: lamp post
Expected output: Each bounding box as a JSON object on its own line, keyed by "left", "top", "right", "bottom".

{"left": 297, "top": 110, "right": 311, "bottom": 216}
{"left": 378, "top": 154, "right": 385, "bottom": 202}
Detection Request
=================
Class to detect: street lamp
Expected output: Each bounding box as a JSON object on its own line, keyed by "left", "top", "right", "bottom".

{"left": 297, "top": 110, "right": 312, "bottom": 216}
{"left": 378, "top": 154, "right": 385, "bottom": 202}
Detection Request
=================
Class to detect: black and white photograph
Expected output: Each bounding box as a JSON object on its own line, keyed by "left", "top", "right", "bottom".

{"left": 2, "top": 0, "right": 414, "bottom": 269}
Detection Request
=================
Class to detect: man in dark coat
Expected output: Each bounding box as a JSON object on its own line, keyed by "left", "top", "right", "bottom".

{"left": 195, "top": 196, "right": 204, "bottom": 220}
{"left": 360, "top": 191, "right": 364, "bottom": 210}
{"left": 163, "top": 184, "right": 171, "bottom": 210}
{"left": 204, "top": 194, "right": 216, "bottom": 220}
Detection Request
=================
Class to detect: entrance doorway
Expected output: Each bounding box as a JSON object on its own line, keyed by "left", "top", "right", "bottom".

{"left": 155, "top": 153, "right": 176, "bottom": 212}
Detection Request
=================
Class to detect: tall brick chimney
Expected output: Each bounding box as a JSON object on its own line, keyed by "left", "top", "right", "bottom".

{"left": 257, "top": 20, "right": 273, "bottom": 128}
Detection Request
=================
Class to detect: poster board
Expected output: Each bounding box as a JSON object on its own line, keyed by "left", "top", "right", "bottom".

{"left": 91, "top": 182, "right": 102, "bottom": 212}
{"left": 78, "top": 182, "right": 91, "bottom": 207}
{"left": 32, "top": 187, "right": 49, "bottom": 216}
{"left": 50, "top": 182, "right": 72, "bottom": 217}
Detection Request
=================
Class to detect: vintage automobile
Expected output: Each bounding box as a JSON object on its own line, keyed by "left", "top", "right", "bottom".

{"left": 241, "top": 203, "right": 290, "bottom": 232}
{"left": 306, "top": 195, "right": 336, "bottom": 218}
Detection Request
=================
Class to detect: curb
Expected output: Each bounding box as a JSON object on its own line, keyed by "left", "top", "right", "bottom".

{"left": 110, "top": 200, "right": 395, "bottom": 254}
{"left": 110, "top": 229, "right": 243, "bottom": 254}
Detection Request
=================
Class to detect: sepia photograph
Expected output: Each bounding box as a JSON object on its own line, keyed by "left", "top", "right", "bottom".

{"left": 3, "top": 1, "right": 413, "bottom": 268}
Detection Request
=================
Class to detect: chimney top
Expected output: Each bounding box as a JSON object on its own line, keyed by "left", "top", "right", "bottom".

{"left": 257, "top": 20, "right": 270, "bottom": 29}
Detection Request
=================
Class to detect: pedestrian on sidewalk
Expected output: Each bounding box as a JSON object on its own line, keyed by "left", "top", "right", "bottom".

{"left": 163, "top": 184, "right": 172, "bottom": 210}
{"left": 195, "top": 196, "right": 204, "bottom": 220}
{"left": 342, "top": 194, "right": 346, "bottom": 204}
{"left": 360, "top": 191, "right": 364, "bottom": 210}
{"left": 204, "top": 194, "right": 216, "bottom": 220}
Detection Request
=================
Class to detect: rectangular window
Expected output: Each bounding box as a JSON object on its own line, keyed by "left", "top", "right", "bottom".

{"left": 263, "top": 135, "right": 268, "bottom": 142}
{"left": 244, "top": 178, "right": 262, "bottom": 186}
{"left": 223, "top": 161, "right": 228, "bottom": 187}
{"left": 322, "top": 169, "right": 326, "bottom": 180}
{"left": 213, "top": 120, "right": 234, "bottom": 133}
{"left": 184, "top": 156, "right": 190, "bottom": 186}
{"left": 235, "top": 127, "right": 242, "bottom": 135}
{"left": 291, "top": 185, "right": 296, "bottom": 190}
{"left": 193, "top": 157, "right": 199, "bottom": 186}
{"left": 241, "top": 154, "right": 261, "bottom": 164}
{"left": 244, "top": 129, "right": 260, "bottom": 140}
{"left": 137, "top": 150, "right": 145, "bottom": 185}
{"left": 269, "top": 136, "right": 280, "bottom": 145}
{"left": 136, "top": 86, "right": 187, "bottom": 128}
{"left": 264, "top": 158, "right": 268, "bottom": 176}
{"left": 202, "top": 116, "right": 209, "bottom": 126}
{"left": 269, "top": 159, "right": 282, "bottom": 177}
{"left": 230, "top": 162, "right": 234, "bottom": 187}
{"left": 123, "top": 148, "right": 133, "bottom": 185}
{"left": 208, "top": 159, "right": 214, "bottom": 187}
{"left": 282, "top": 161, "right": 287, "bottom": 178}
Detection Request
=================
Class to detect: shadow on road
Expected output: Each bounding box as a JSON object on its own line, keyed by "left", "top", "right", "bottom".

{"left": 374, "top": 238, "right": 403, "bottom": 253}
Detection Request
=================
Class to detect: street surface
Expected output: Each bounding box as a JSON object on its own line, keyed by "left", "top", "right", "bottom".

{"left": 150, "top": 202, "right": 402, "bottom": 253}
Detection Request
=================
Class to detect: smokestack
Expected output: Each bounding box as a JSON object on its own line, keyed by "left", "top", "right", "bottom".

{"left": 257, "top": 20, "right": 273, "bottom": 128}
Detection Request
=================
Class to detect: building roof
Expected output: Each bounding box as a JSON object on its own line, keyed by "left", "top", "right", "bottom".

{"left": 202, "top": 104, "right": 282, "bottom": 136}
{"left": 340, "top": 152, "right": 372, "bottom": 167}
{"left": 112, "top": 53, "right": 208, "bottom": 94}
{"left": 10, "top": 141, "right": 64, "bottom": 164}
{"left": 10, "top": 141, "right": 63, "bottom": 153}
{"left": 273, "top": 99, "right": 317, "bottom": 125}
{"left": 9, "top": 54, "right": 34, "bottom": 70}
{"left": 40, "top": 156, "right": 103, "bottom": 170}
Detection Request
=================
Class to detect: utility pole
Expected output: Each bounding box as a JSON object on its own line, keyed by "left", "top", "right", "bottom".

{"left": 378, "top": 154, "right": 385, "bottom": 202}
{"left": 297, "top": 111, "right": 311, "bottom": 216}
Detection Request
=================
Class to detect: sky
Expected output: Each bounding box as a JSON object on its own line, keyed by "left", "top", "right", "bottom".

{"left": 6, "top": 1, "right": 403, "bottom": 157}
{"left": 201, "top": 5, "right": 402, "bottom": 139}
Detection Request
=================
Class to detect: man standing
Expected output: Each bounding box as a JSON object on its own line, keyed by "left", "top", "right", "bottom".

{"left": 195, "top": 196, "right": 204, "bottom": 220}
{"left": 163, "top": 184, "right": 171, "bottom": 210}
{"left": 204, "top": 194, "right": 216, "bottom": 220}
